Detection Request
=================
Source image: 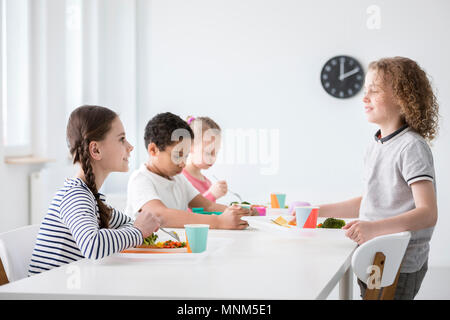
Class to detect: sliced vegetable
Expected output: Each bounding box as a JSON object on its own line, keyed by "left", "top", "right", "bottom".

{"left": 142, "top": 233, "right": 158, "bottom": 245}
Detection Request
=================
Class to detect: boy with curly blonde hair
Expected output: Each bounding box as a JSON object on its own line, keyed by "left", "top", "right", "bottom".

{"left": 318, "top": 57, "right": 439, "bottom": 299}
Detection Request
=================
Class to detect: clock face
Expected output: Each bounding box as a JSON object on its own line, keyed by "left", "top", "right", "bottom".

{"left": 321, "top": 55, "right": 364, "bottom": 99}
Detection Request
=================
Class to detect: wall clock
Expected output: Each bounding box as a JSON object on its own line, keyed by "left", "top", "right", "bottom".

{"left": 320, "top": 55, "right": 364, "bottom": 99}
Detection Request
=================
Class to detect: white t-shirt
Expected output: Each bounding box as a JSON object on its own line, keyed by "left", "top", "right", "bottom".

{"left": 359, "top": 125, "right": 436, "bottom": 273}
{"left": 125, "top": 163, "right": 200, "bottom": 218}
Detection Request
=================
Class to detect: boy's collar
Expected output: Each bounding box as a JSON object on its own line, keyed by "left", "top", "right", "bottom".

{"left": 374, "top": 124, "right": 409, "bottom": 144}
{"left": 144, "top": 162, "right": 174, "bottom": 181}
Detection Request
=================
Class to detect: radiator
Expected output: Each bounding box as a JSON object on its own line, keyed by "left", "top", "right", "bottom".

{"left": 30, "top": 168, "right": 64, "bottom": 225}
{"left": 29, "top": 167, "right": 127, "bottom": 224}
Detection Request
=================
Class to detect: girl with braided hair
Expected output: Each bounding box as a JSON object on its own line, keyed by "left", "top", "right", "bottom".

{"left": 28, "top": 105, "right": 160, "bottom": 275}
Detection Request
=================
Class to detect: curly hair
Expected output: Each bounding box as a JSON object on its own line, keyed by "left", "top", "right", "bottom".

{"left": 66, "top": 105, "right": 117, "bottom": 229}
{"left": 144, "top": 112, "right": 194, "bottom": 151}
{"left": 368, "top": 57, "right": 439, "bottom": 142}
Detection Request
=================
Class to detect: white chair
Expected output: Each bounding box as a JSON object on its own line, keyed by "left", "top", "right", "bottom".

{"left": 351, "top": 231, "right": 411, "bottom": 300}
{"left": 0, "top": 224, "right": 40, "bottom": 285}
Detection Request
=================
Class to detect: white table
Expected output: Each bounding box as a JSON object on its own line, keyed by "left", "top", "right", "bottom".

{"left": 0, "top": 222, "right": 357, "bottom": 300}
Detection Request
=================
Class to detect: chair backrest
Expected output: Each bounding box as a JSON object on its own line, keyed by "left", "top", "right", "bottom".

{"left": 351, "top": 231, "right": 411, "bottom": 287}
{"left": 0, "top": 224, "right": 40, "bottom": 283}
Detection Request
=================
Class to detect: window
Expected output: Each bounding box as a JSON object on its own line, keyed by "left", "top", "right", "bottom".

{"left": 65, "top": 0, "right": 83, "bottom": 117}
{"left": 1, "top": 0, "right": 32, "bottom": 156}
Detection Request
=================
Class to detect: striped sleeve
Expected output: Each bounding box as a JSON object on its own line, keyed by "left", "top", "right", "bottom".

{"left": 59, "top": 188, "right": 143, "bottom": 260}
{"left": 400, "top": 141, "right": 435, "bottom": 186}
{"left": 108, "top": 206, "right": 134, "bottom": 229}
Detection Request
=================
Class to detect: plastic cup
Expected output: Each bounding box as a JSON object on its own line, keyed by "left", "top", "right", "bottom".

{"left": 288, "top": 201, "right": 311, "bottom": 215}
{"left": 270, "top": 193, "right": 286, "bottom": 208}
{"left": 239, "top": 204, "right": 251, "bottom": 210}
{"left": 184, "top": 224, "right": 209, "bottom": 253}
{"left": 254, "top": 206, "right": 266, "bottom": 216}
{"left": 294, "top": 206, "right": 319, "bottom": 229}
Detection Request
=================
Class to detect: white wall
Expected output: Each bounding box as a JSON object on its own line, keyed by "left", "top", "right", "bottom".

{"left": 136, "top": 0, "right": 450, "bottom": 266}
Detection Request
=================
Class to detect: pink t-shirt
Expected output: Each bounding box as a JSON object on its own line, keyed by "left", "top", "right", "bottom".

{"left": 182, "top": 169, "right": 216, "bottom": 202}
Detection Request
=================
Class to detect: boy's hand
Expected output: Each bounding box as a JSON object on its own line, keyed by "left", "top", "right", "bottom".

{"left": 217, "top": 204, "right": 249, "bottom": 230}
{"left": 249, "top": 207, "right": 260, "bottom": 216}
{"left": 134, "top": 208, "right": 161, "bottom": 238}
{"left": 209, "top": 180, "right": 228, "bottom": 199}
{"left": 343, "top": 220, "right": 379, "bottom": 245}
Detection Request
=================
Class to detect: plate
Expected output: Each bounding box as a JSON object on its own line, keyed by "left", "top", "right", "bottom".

{"left": 242, "top": 215, "right": 348, "bottom": 239}
{"left": 120, "top": 247, "right": 188, "bottom": 254}
{"left": 118, "top": 229, "right": 188, "bottom": 255}
{"left": 113, "top": 237, "right": 232, "bottom": 261}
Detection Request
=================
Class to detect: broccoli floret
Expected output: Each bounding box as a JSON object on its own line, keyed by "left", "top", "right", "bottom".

{"left": 320, "top": 218, "right": 346, "bottom": 229}
{"left": 241, "top": 201, "right": 251, "bottom": 205}
{"left": 230, "top": 201, "right": 239, "bottom": 205}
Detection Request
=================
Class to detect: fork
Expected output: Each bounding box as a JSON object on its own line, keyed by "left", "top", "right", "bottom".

{"left": 159, "top": 227, "right": 181, "bottom": 242}
{"left": 212, "top": 175, "right": 243, "bottom": 202}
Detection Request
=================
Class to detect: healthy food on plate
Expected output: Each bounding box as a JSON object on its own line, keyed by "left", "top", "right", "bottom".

{"left": 281, "top": 217, "right": 346, "bottom": 229}
{"left": 272, "top": 216, "right": 292, "bottom": 227}
{"left": 230, "top": 201, "right": 251, "bottom": 205}
{"left": 138, "top": 233, "right": 187, "bottom": 248}
{"left": 230, "top": 201, "right": 252, "bottom": 211}
{"left": 316, "top": 218, "right": 346, "bottom": 229}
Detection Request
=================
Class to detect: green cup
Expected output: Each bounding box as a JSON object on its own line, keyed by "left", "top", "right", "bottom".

{"left": 184, "top": 224, "right": 209, "bottom": 253}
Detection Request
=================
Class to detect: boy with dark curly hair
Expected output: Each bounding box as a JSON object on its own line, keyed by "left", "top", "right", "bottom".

{"left": 125, "top": 112, "right": 250, "bottom": 230}
{"left": 317, "top": 57, "right": 439, "bottom": 299}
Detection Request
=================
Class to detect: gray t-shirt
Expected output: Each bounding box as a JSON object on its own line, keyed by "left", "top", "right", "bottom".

{"left": 359, "top": 125, "right": 436, "bottom": 273}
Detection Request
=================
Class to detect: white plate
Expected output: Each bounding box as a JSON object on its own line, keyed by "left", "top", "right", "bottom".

{"left": 120, "top": 246, "right": 188, "bottom": 254}
{"left": 241, "top": 215, "right": 347, "bottom": 239}
{"left": 112, "top": 237, "right": 232, "bottom": 261}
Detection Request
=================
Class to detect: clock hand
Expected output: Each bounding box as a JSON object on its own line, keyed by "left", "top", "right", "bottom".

{"left": 340, "top": 58, "right": 344, "bottom": 80}
{"left": 339, "top": 67, "right": 360, "bottom": 81}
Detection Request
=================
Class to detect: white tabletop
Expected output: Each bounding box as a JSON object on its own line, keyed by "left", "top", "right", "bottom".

{"left": 0, "top": 219, "right": 357, "bottom": 300}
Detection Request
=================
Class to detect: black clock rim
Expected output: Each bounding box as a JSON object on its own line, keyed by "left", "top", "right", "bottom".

{"left": 320, "top": 55, "right": 365, "bottom": 99}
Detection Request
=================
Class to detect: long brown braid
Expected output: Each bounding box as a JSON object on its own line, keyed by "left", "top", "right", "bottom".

{"left": 67, "top": 105, "right": 117, "bottom": 229}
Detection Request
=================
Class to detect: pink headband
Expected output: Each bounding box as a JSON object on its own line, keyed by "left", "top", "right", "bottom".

{"left": 187, "top": 116, "right": 196, "bottom": 125}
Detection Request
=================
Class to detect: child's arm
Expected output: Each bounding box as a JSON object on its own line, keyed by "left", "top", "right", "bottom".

{"left": 60, "top": 190, "right": 145, "bottom": 260}
{"left": 139, "top": 198, "right": 249, "bottom": 230}
{"left": 205, "top": 180, "right": 228, "bottom": 201}
{"left": 317, "top": 196, "right": 362, "bottom": 218}
{"left": 190, "top": 194, "right": 261, "bottom": 217}
{"left": 344, "top": 180, "right": 437, "bottom": 244}
{"left": 189, "top": 194, "right": 228, "bottom": 212}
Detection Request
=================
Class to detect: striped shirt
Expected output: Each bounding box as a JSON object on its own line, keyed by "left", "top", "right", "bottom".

{"left": 28, "top": 178, "right": 143, "bottom": 276}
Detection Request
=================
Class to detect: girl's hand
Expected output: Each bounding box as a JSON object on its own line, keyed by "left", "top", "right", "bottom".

{"left": 209, "top": 180, "right": 228, "bottom": 199}
{"left": 134, "top": 208, "right": 161, "bottom": 238}
{"left": 217, "top": 204, "right": 249, "bottom": 230}
{"left": 342, "top": 220, "right": 379, "bottom": 245}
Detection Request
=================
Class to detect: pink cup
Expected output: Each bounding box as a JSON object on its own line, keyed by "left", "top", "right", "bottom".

{"left": 254, "top": 206, "right": 266, "bottom": 216}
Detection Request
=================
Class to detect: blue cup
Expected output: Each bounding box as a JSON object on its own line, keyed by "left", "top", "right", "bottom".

{"left": 184, "top": 224, "right": 209, "bottom": 253}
